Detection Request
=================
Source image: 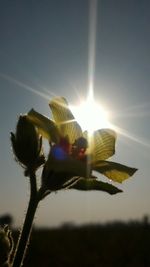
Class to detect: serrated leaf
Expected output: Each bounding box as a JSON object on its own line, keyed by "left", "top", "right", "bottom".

{"left": 70, "top": 178, "right": 123, "bottom": 195}
{"left": 27, "top": 109, "right": 60, "bottom": 143}
{"left": 93, "top": 160, "right": 138, "bottom": 183}
{"left": 49, "top": 97, "right": 82, "bottom": 143}
{"left": 90, "top": 129, "right": 116, "bottom": 162}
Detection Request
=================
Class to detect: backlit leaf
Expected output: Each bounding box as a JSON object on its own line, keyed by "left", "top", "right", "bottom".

{"left": 93, "top": 160, "right": 138, "bottom": 183}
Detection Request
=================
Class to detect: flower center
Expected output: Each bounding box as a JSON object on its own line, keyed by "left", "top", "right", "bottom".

{"left": 71, "top": 137, "right": 88, "bottom": 160}
{"left": 51, "top": 137, "right": 88, "bottom": 161}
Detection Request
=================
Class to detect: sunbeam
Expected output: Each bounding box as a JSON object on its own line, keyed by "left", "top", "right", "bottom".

{"left": 113, "top": 102, "right": 150, "bottom": 119}
{"left": 70, "top": 1, "right": 112, "bottom": 134}
{"left": 113, "top": 124, "right": 150, "bottom": 149}
{"left": 88, "top": 0, "right": 98, "bottom": 96}
{"left": 0, "top": 72, "right": 56, "bottom": 101}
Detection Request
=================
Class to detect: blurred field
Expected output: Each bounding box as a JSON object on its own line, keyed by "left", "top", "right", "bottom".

{"left": 12, "top": 217, "right": 150, "bottom": 267}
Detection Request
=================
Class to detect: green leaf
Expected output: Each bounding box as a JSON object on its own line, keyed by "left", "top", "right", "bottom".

{"left": 27, "top": 109, "right": 60, "bottom": 143}
{"left": 90, "top": 129, "right": 116, "bottom": 162}
{"left": 49, "top": 97, "right": 82, "bottom": 143}
{"left": 70, "top": 178, "right": 123, "bottom": 195}
{"left": 93, "top": 160, "right": 138, "bottom": 183}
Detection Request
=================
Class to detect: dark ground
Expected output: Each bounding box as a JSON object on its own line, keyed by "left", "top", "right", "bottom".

{"left": 12, "top": 217, "right": 150, "bottom": 267}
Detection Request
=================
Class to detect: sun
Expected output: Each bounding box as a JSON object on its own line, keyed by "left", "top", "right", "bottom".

{"left": 70, "top": 93, "right": 112, "bottom": 134}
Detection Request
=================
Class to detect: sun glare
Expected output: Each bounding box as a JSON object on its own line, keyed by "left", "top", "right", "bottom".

{"left": 70, "top": 95, "right": 112, "bottom": 133}
{"left": 70, "top": 0, "right": 112, "bottom": 134}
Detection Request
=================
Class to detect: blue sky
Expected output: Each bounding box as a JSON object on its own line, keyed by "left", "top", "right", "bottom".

{"left": 0, "top": 0, "right": 150, "bottom": 227}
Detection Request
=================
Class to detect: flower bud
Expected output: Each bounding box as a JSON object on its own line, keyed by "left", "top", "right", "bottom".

{"left": 0, "top": 226, "right": 13, "bottom": 266}
{"left": 11, "top": 115, "right": 45, "bottom": 173}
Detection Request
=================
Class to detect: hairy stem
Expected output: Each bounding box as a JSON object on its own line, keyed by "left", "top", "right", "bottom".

{"left": 12, "top": 171, "right": 39, "bottom": 267}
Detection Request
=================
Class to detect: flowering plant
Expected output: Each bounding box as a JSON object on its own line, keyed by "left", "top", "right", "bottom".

{"left": 3, "top": 97, "right": 137, "bottom": 267}
{"left": 28, "top": 97, "right": 137, "bottom": 194}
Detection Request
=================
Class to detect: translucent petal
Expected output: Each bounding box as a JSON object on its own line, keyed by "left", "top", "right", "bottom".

{"left": 49, "top": 97, "right": 82, "bottom": 143}
{"left": 93, "top": 160, "right": 138, "bottom": 183}
{"left": 27, "top": 109, "right": 60, "bottom": 143}
{"left": 91, "top": 129, "right": 116, "bottom": 162}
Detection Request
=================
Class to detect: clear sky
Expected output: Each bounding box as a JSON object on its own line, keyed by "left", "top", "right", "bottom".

{"left": 0, "top": 0, "right": 150, "bottom": 227}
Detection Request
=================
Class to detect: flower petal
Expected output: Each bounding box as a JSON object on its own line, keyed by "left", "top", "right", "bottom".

{"left": 70, "top": 178, "right": 123, "bottom": 194}
{"left": 93, "top": 160, "right": 138, "bottom": 183}
{"left": 49, "top": 97, "right": 82, "bottom": 143}
{"left": 27, "top": 109, "right": 60, "bottom": 143}
{"left": 91, "top": 129, "right": 116, "bottom": 162}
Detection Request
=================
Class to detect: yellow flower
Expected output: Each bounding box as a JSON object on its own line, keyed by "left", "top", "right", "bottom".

{"left": 27, "top": 97, "right": 137, "bottom": 194}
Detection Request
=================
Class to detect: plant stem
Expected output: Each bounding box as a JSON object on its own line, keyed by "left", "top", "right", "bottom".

{"left": 12, "top": 171, "right": 39, "bottom": 267}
